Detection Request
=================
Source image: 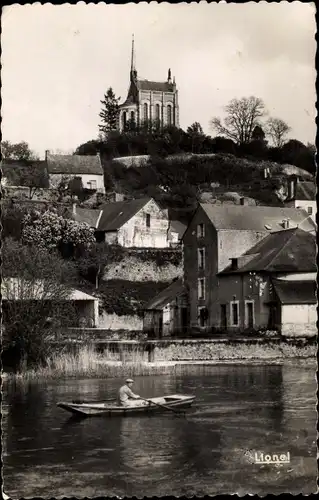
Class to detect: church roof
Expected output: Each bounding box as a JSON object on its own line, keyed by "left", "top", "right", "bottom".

{"left": 136, "top": 79, "right": 175, "bottom": 92}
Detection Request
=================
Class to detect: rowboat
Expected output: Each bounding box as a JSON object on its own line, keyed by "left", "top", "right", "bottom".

{"left": 57, "top": 393, "right": 195, "bottom": 417}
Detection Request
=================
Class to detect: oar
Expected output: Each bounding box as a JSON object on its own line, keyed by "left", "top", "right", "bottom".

{"left": 139, "top": 397, "right": 183, "bottom": 415}
{"left": 72, "top": 398, "right": 115, "bottom": 404}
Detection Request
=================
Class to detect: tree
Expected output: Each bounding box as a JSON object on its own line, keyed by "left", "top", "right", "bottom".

{"left": 2, "top": 238, "right": 77, "bottom": 369}
{"left": 98, "top": 87, "right": 120, "bottom": 137}
{"left": 211, "top": 96, "right": 266, "bottom": 145}
{"left": 266, "top": 117, "right": 291, "bottom": 147}
{"left": 1, "top": 140, "right": 39, "bottom": 161}
{"left": 187, "top": 122, "right": 205, "bottom": 153}
{"left": 21, "top": 209, "right": 95, "bottom": 255}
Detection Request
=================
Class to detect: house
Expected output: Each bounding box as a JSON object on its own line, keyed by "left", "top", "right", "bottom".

{"left": 2, "top": 278, "right": 99, "bottom": 327}
{"left": 217, "top": 228, "right": 317, "bottom": 337}
{"left": 72, "top": 197, "right": 177, "bottom": 248}
{"left": 183, "top": 203, "right": 316, "bottom": 332}
{"left": 285, "top": 175, "right": 316, "bottom": 220}
{"left": 46, "top": 151, "right": 105, "bottom": 193}
{"left": 143, "top": 278, "right": 188, "bottom": 338}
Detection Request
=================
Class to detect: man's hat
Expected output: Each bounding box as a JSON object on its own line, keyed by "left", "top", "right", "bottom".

{"left": 126, "top": 378, "right": 134, "bottom": 383}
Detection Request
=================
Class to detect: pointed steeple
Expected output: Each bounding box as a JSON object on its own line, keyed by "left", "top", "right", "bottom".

{"left": 130, "top": 34, "right": 137, "bottom": 82}
{"left": 167, "top": 68, "right": 172, "bottom": 84}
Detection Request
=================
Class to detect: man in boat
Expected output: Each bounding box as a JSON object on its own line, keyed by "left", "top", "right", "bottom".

{"left": 117, "top": 379, "right": 147, "bottom": 407}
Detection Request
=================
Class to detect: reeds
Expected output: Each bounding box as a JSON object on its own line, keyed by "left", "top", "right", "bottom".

{"left": 7, "top": 344, "right": 176, "bottom": 381}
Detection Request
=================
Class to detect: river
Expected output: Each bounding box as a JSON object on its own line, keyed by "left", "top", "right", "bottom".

{"left": 2, "top": 363, "right": 317, "bottom": 497}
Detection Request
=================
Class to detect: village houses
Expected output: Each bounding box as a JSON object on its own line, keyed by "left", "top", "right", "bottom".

{"left": 72, "top": 197, "right": 185, "bottom": 248}
{"left": 284, "top": 174, "right": 316, "bottom": 221}
{"left": 144, "top": 203, "right": 316, "bottom": 338}
{"left": 45, "top": 151, "right": 105, "bottom": 193}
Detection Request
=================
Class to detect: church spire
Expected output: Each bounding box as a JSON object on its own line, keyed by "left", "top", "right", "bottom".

{"left": 130, "top": 34, "right": 137, "bottom": 81}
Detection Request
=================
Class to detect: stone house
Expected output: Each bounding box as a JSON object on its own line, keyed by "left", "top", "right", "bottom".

{"left": 72, "top": 197, "right": 180, "bottom": 248}
{"left": 118, "top": 37, "right": 179, "bottom": 131}
{"left": 183, "top": 203, "right": 316, "bottom": 332}
{"left": 143, "top": 279, "right": 188, "bottom": 338}
{"left": 217, "top": 228, "right": 316, "bottom": 337}
{"left": 285, "top": 175, "right": 316, "bottom": 221}
{"left": 46, "top": 151, "right": 105, "bottom": 193}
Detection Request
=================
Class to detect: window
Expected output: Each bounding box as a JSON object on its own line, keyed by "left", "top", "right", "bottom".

{"left": 89, "top": 180, "right": 97, "bottom": 190}
{"left": 198, "top": 248, "right": 205, "bottom": 270}
{"left": 230, "top": 301, "right": 239, "bottom": 326}
{"left": 197, "top": 223, "right": 205, "bottom": 238}
{"left": 245, "top": 301, "right": 254, "bottom": 328}
{"left": 167, "top": 105, "right": 172, "bottom": 126}
{"left": 146, "top": 213, "right": 151, "bottom": 228}
{"left": 198, "top": 278, "right": 205, "bottom": 300}
{"left": 155, "top": 104, "right": 160, "bottom": 121}
{"left": 122, "top": 111, "right": 127, "bottom": 129}
{"left": 198, "top": 306, "right": 208, "bottom": 327}
{"left": 307, "top": 206, "right": 313, "bottom": 215}
{"left": 143, "top": 103, "right": 148, "bottom": 121}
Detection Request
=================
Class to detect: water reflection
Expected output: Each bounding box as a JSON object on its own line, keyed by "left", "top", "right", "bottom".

{"left": 2, "top": 363, "right": 317, "bottom": 497}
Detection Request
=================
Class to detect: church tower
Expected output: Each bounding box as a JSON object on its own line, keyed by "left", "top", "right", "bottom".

{"left": 118, "top": 35, "right": 179, "bottom": 132}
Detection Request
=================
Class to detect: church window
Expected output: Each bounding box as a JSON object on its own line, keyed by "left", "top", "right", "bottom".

{"left": 143, "top": 103, "right": 148, "bottom": 121}
{"left": 122, "top": 111, "right": 127, "bottom": 129}
{"left": 167, "top": 105, "right": 172, "bottom": 126}
{"left": 155, "top": 104, "right": 160, "bottom": 121}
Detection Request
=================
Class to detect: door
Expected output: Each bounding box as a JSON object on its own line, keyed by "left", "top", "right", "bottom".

{"left": 220, "top": 304, "right": 227, "bottom": 330}
{"left": 158, "top": 314, "right": 163, "bottom": 338}
{"left": 246, "top": 302, "right": 254, "bottom": 328}
{"left": 181, "top": 307, "right": 189, "bottom": 334}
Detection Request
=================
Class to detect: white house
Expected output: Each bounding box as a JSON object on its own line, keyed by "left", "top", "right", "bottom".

{"left": 46, "top": 151, "right": 105, "bottom": 193}
{"left": 73, "top": 197, "right": 181, "bottom": 248}
{"left": 285, "top": 175, "right": 316, "bottom": 221}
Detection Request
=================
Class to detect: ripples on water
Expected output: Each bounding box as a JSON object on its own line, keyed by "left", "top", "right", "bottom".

{"left": 2, "top": 363, "right": 317, "bottom": 497}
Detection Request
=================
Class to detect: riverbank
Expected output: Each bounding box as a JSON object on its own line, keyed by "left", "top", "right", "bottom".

{"left": 3, "top": 337, "right": 316, "bottom": 381}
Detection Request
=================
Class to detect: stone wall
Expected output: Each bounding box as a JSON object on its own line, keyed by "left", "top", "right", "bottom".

{"left": 98, "top": 312, "right": 143, "bottom": 331}
{"left": 104, "top": 253, "right": 182, "bottom": 281}
{"left": 149, "top": 338, "right": 316, "bottom": 361}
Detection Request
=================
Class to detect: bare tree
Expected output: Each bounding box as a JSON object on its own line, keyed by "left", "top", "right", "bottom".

{"left": 2, "top": 239, "right": 77, "bottom": 369}
{"left": 211, "top": 96, "right": 266, "bottom": 145}
{"left": 266, "top": 117, "right": 291, "bottom": 147}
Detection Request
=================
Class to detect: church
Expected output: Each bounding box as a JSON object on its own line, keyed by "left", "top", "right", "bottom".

{"left": 118, "top": 36, "right": 179, "bottom": 131}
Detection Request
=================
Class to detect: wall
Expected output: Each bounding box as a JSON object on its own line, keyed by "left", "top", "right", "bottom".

{"left": 217, "top": 230, "right": 267, "bottom": 273}
{"left": 103, "top": 253, "right": 182, "bottom": 282}
{"left": 49, "top": 173, "right": 105, "bottom": 193}
{"left": 281, "top": 304, "right": 317, "bottom": 337}
{"left": 149, "top": 338, "right": 316, "bottom": 361}
{"left": 99, "top": 312, "right": 143, "bottom": 331}
{"left": 117, "top": 199, "right": 170, "bottom": 248}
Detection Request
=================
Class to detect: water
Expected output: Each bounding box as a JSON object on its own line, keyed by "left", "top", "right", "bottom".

{"left": 2, "top": 363, "right": 317, "bottom": 497}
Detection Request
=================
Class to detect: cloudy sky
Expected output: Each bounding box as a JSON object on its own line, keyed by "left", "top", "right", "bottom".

{"left": 2, "top": 2, "right": 316, "bottom": 158}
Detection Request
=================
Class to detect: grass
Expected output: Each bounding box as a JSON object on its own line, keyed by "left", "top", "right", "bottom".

{"left": 5, "top": 344, "right": 176, "bottom": 381}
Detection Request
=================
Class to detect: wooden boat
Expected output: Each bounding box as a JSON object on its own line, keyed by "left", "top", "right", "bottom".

{"left": 57, "top": 393, "right": 195, "bottom": 417}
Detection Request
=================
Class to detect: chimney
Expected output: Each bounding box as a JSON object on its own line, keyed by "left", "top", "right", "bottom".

{"left": 240, "top": 197, "right": 248, "bottom": 206}
{"left": 72, "top": 203, "right": 77, "bottom": 215}
{"left": 287, "top": 175, "right": 298, "bottom": 200}
{"left": 231, "top": 258, "right": 238, "bottom": 270}
{"left": 282, "top": 218, "right": 290, "bottom": 229}
{"left": 45, "top": 150, "right": 50, "bottom": 160}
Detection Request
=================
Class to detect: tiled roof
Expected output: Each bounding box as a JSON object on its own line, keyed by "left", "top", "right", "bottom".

{"left": 220, "top": 228, "right": 316, "bottom": 274}
{"left": 97, "top": 197, "right": 152, "bottom": 231}
{"left": 120, "top": 95, "right": 137, "bottom": 107}
{"left": 273, "top": 279, "right": 317, "bottom": 305}
{"left": 46, "top": 153, "right": 103, "bottom": 175}
{"left": 295, "top": 181, "right": 316, "bottom": 201}
{"left": 136, "top": 80, "right": 175, "bottom": 92}
{"left": 200, "top": 204, "right": 315, "bottom": 232}
{"left": 144, "top": 278, "right": 184, "bottom": 310}
{"left": 72, "top": 207, "right": 101, "bottom": 228}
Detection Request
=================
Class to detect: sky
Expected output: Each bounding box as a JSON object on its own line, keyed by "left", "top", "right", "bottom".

{"left": 2, "top": 2, "right": 316, "bottom": 159}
